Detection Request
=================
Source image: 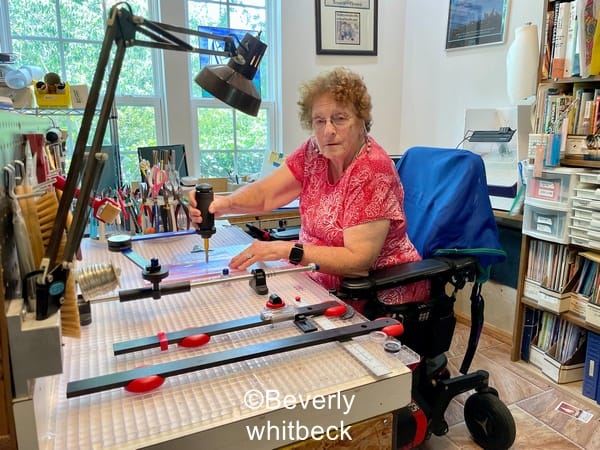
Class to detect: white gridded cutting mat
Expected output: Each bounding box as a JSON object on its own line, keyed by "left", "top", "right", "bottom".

{"left": 40, "top": 227, "right": 410, "bottom": 449}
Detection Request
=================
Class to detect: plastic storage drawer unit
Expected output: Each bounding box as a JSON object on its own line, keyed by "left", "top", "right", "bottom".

{"left": 523, "top": 203, "right": 569, "bottom": 244}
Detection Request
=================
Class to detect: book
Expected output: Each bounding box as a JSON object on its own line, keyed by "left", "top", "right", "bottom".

{"left": 583, "top": 331, "right": 600, "bottom": 399}
{"left": 591, "top": 89, "right": 600, "bottom": 133}
{"left": 576, "top": 90, "right": 593, "bottom": 134}
{"left": 551, "top": 1, "right": 572, "bottom": 79}
{"left": 543, "top": 6, "right": 556, "bottom": 79}
{"left": 572, "top": 1, "right": 581, "bottom": 76}
{"left": 543, "top": 92, "right": 572, "bottom": 134}
{"left": 521, "top": 307, "right": 540, "bottom": 361}
{"left": 564, "top": 1, "right": 579, "bottom": 78}
{"left": 579, "top": 0, "right": 597, "bottom": 78}
{"left": 589, "top": 1, "right": 600, "bottom": 75}
{"left": 570, "top": 85, "right": 584, "bottom": 133}
{"left": 577, "top": 99, "right": 594, "bottom": 134}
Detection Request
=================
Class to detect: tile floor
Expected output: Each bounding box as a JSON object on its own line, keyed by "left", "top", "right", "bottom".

{"left": 421, "top": 322, "right": 600, "bottom": 449}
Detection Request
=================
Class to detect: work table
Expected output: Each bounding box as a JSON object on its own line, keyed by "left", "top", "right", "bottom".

{"left": 33, "top": 226, "right": 412, "bottom": 449}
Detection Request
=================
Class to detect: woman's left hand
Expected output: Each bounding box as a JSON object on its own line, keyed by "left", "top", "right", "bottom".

{"left": 229, "top": 240, "right": 292, "bottom": 270}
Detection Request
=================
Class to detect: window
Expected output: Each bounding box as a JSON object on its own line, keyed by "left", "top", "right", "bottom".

{"left": 1, "top": 0, "right": 276, "bottom": 186}
{"left": 188, "top": 0, "right": 273, "bottom": 179}
{"left": 2, "top": 0, "right": 159, "bottom": 184}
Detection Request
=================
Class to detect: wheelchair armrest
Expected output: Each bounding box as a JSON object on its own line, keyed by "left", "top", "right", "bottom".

{"left": 338, "top": 256, "right": 478, "bottom": 298}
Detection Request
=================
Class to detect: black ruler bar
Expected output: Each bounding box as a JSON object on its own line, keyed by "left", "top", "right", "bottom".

{"left": 67, "top": 318, "right": 397, "bottom": 398}
{"left": 112, "top": 300, "right": 341, "bottom": 355}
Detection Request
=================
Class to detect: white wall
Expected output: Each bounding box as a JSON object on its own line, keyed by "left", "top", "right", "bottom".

{"left": 399, "top": 1, "right": 544, "bottom": 151}
{"left": 281, "top": 1, "right": 544, "bottom": 155}
{"left": 281, "top": 0, "right": 407, "bottom": 154}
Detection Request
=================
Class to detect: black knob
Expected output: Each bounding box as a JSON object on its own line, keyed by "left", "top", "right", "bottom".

{"left": 195, "top": 183, "right": 216, "bottom": 239}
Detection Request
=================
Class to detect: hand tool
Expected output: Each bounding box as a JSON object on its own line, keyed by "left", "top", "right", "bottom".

{"left": 160, "top": 188, "right": 173, "bottom": 232}
{"left": 138, "top": 183, "right": 154, "bottom": 233}
{"left": 195, "top": 183, "right": 215, "bottom": 263}
{"left": 66, "top": 317, "right": 401, "bottom": 398}
{"left": 173, "top": 188, "right": 191, "bottom": 230}
{"left": 112, "top": 300, "right": 343, "bottom": 355}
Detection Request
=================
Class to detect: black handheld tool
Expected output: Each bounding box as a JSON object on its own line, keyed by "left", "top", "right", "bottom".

{"left": 195, "top": 183, "right": 216, "bottom": 262}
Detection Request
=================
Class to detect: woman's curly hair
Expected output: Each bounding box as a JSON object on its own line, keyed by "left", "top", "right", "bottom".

{"left": 297, "top": 67, "right": 372, "bottom": 132}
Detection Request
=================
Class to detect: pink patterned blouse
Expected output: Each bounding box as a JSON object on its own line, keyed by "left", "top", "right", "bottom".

{"left": 286, "top": 137, "right": 430, "bottom": 305}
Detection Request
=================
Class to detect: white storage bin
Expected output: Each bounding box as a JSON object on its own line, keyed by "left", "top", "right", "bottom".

{"left": 573, "top": 207, "right": 593, "bottom": 219}
{"left": 578, "top": 171, "right": 600, "bottom": 184}
{"left": 572, "top": 197, "right": 593, "bottom": 208}
{"left": 523, "top": 203, "right": 569, "bottom": 243}
{"left": 569, "top": 225, "right": 589, "bottom": 239}
{"left": 571, "top": 235, "right": 591, "bottom": 247}
{"left": 572, "top": 216, "right": 592, "bottom": 228}
{"left": 526, "top": 166, "right": 585, "bottom": 208}
{"left": 574, "top": 187, "right": 600, "bottom": 201}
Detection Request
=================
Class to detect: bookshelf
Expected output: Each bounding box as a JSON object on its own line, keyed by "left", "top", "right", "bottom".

{"left": 533, "top": 0, "right": 600, "bottom": 168}
{"left": 511, "top": 0, "right": 600, "bottom": 401}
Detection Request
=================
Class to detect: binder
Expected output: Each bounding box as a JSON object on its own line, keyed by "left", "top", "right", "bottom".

{"left": 584, "top": 331, "right": 600, "bottom": 400}
{"left": 521, "top": 307, "right": 539, "bottom": 361}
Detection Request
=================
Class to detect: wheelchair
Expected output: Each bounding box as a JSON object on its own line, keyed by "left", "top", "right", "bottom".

{"left": 337, "top": 147, "right": 517, "bottom": 449}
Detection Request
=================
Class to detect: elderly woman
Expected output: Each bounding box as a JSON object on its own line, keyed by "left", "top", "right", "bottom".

{"left": 189, "top": 67, "right": 429, "bottom": 312}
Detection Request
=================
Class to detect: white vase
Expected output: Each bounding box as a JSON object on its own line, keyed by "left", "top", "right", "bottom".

{"left": 506, "top": 23, "right": 539, "bottom": 105}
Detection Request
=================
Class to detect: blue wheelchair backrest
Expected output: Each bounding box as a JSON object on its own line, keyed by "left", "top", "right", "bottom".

{"left": 396, "top": 147, "right": 506, "bottom": 277}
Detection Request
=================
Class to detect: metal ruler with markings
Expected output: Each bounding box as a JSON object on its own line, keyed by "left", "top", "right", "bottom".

{"left": 317, "top": 316, "right": 391, "bottom": 377}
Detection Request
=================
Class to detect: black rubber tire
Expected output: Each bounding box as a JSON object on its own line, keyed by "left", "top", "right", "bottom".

{"left": 464, "top": 392, "right": 516, "bottom": 450}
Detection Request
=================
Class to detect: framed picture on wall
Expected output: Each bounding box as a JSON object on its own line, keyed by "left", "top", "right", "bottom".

{"left": 445, "top": 0, "right": 509, "bottom": 50}
{"left": 315, "top": 0, "right": 378, "bottom": 55}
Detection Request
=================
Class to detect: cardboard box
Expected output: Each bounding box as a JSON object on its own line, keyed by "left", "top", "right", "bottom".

{"left": 524, "top": 279, "right": 540, "bottom": 304}
{"left": 196, "top": 177, "right": 228, "bottom": 193}
{"left": 541, "top": 342, "right": 586, "bottom": 384}
{"left": 570, "top": 294, "right": 588, "bottom": 318}
{"left": 538, "top": 289, "right": 571, "bottom": 313}
{"left": 0, "top": 85, "right": 34, "bottom": 108}
{"left": 529, "top": 345, "right": 545, "bottom": 370}
{"left": 586, "top": 303, "right": 600, "bottom": 328}
{"left": 565, "top": 135, "right": 589, "bottom": 159}
{"left": 70, "top": 84, "right": 89, "bottom": 108}
{"left": 524, "top": 279, "right": 572, "bottom": 313}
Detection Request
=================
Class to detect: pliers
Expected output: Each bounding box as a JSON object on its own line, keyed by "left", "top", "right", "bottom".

{"left": 160, "top": 188, "right": 173, "bottom": 232}
{"left": 173, "top": 188, "right": 191, "bottom": 231}
{"left": 138, "top": 183, "right": 154, "bottom": 232}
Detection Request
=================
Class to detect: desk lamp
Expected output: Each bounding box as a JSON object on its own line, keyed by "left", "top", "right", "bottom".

{"left": 34, "top": 2, "right": 267, "bottom": 320}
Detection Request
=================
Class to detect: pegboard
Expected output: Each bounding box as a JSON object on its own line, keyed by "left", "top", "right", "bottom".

{"left": 0, "top": 110, "right": 51, "bottom": 168}
{"left": 0, "top": 111, "right": 60, "bottom": 450}
{"left": 0, "top": 111, "right": 51, "bottom": 300}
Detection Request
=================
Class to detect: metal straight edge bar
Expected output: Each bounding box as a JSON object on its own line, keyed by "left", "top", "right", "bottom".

{"left": 88, "top": 263, "right": 320, "bottom": 304}
{"left": 112, "top": 300, "right": 341, "bottom": 355}
{"left": 66, "top": 318, "right": 398, "bottom": 398}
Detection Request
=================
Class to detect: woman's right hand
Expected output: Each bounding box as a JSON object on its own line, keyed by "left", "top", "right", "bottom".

{"left": 187, "top": 189, "right": 231, "bottom": 225}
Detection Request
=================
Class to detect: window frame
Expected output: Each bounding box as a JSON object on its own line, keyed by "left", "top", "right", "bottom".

{"left": 0, "top": 0, "right": 277, "bottom": 185}
{"left": 184, "top": 0, "right": 277, "bottom": 179}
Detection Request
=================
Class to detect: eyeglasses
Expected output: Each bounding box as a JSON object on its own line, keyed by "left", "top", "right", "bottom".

{"left": 311, "top": 113, "right": 353, "bottom": 131}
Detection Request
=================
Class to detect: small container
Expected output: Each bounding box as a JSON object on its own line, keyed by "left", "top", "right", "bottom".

{"left": 35, "top": 81, "right": 71, "bottom": 107}
{"left": 77, "top": 296, "right": 92, "bottom": 326}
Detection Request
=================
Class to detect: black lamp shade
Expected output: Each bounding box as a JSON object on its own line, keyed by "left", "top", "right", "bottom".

{"left": 195, "top": 32, "right": 267, "bottom": 117}
{"left": 195, "top": 65, "right": 261, "bottom": 116}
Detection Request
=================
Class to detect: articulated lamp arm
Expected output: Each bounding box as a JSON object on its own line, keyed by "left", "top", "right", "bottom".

{"left": 35, "top": 2, "right": 266, "bottom": 320}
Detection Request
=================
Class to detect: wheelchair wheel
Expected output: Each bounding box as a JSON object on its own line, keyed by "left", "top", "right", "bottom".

{"left": 464, "top": 392, "right": 516, "bottom": 450}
